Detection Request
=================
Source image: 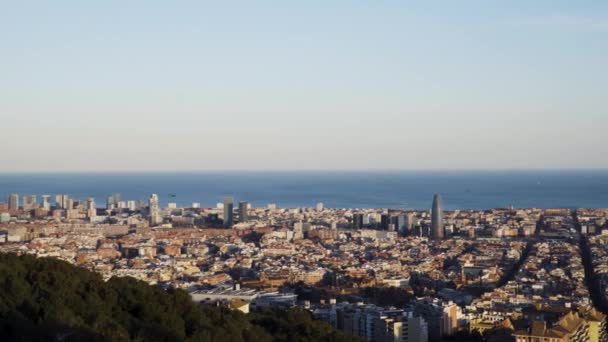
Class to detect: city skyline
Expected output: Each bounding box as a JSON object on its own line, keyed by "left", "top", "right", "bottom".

{"left": 2, "top": 1, "right": 607, "bottom": 171}
{"left": 2, "top": 1, "right": 608, "bottom": 341}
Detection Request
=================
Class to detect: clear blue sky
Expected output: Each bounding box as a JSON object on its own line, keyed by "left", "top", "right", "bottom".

{"left": 1, "top": 1, "right": 607, "bottom": 171}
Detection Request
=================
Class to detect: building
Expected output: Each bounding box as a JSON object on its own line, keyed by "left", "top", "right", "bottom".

{"left": 431, "top": 194, "right": 444, "bottom": 240}
{"left": 22, "top": 195, "right": 37, "bottom": 211}
{"left": 412, "top": 298, "right": 459, "bottom": 340}
{"left": 8, "top": 194, "right": 19, "bottom": 212}
{"left": 380, "top": 214, "right": 390, "bottom": 230}
{"left": 513, "top": 311, "right": 589, "bottom": 342}
{"left": 316, "top": 202, "right": 324, "bottom": 211}
{"left": 223, "top": 197, "right": 234, "bottom": 227}
{"left": 41, "top": 195, "right": 51, "bottom": 210}
{"left": 403, "top": 313, "right": 429, "bottom": 342}
{"left": 149, "top": 194, "right": 162, "bottom": 226}
{"left": 55, "top": 194, "right": 69, "bottom": 209}
{"left": 239, "top": 201, "right": 248, "bottom": 223}
{"left": 328, "top": 304, "right": 428, "bottom": 342}
{"left": 86, "top": 198, "right": 97, "bottom": 219}
{"left": 353, "top": 213, "right": 364, "bottom": 229}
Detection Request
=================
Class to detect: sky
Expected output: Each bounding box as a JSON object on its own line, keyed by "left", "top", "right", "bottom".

{"left": 1, "top": 1, "right": 607, "bottom": 172}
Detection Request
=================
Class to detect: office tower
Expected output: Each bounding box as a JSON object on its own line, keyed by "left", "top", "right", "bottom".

{"left": 431, "top": 194, "right": 444, "bottom": 240}
{"left": 239, "top": 201, "right": 248, "bottom": 222}
{"left": 223, "top": 197, "right": 234, "bottom": 227}
{"left": 23, "top": 195, "right": 37, "bottom": 211}
{"left": 405, "top": 213, "right": 416, "bottom": 233}
{"left": 66, "top": 198, "right": 74, "bottom": 210}
{"left": 105, "top": 193, "right": 121, "bottom": 210}
{"left": 392, "top": 215, "right": 406, "bottom": 234}
{"left": 86, "top": 198, "right": 97, "bottom": 218}
{"left": 380, "top": 214, "right": 390, "bottom": 230}
{"left": 267, "top": 203, "right": 277, "bottom": 210}
{"left": 353, "top": 213, "right": 364, "bottom": 229}
{"left": 192, "top": 202, "right": 201, "bottom": 209}
{"left": 55, "top": 194, "right": 69, "bottom": 209}
{"left": 106, "top": 196, "right": 114, "bottom": 210}
{"left": 149, "top": 194, "right": 162, "bottom": 226}
{"left": 127, "top": 200, "right": 136, "bottom": 211}
{"left": 168, "top": 202, "right": 177, "bottom": 209}
{"left": 8, "top": 194, "right": 19, "bottom": 212}
{"left": 41, "top": 195, "right": 51, "bottom": 210}
{"left": 316, "top": 202, "right": 324, "bottom": 211}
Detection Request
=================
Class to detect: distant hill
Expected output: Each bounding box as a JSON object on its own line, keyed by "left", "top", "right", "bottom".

{"left": 0, "top": 253, "right": 359, "bottom": 341}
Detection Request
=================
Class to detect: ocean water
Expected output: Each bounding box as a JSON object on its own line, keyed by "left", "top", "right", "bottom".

{"left": 0, "top": 170, "right": 607, "bottom": 210}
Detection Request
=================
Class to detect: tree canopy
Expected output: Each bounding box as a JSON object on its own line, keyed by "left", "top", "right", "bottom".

{"left": 0, "top": 253, "right": 359, "bottom": 341}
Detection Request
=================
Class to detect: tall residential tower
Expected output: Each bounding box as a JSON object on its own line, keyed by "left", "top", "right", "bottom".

{"left": 223, "top": 197, "right": 234, "bottom": 227}
{"left": 149, "top": 194, "right": 162, "bottom": 226}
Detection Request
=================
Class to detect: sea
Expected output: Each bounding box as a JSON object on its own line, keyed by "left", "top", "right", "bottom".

{"left": 0, "top": 170, "right": 607, "bottom": 210}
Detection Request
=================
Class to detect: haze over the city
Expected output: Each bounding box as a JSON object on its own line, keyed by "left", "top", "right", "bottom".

{"left": 1, "top": 0, "right": 607, "bottom": 171}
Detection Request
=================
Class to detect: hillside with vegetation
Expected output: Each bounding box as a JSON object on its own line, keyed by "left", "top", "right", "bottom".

{"left": 0, "top": 253, "right": 359, "bottom": 341}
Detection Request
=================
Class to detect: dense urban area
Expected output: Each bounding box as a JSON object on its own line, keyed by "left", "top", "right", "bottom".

{"left": 1, "top": 192, "right": 608, "bottom": 342}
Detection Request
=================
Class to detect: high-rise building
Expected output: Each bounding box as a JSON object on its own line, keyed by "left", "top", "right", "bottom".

{"left": 405, "top": 213, "right": 416, "bottom": 233}
{"left": 127, "top": 200, "right": 137, "bottom": 211}
{"left": 353, "top": 213, "right": 364, "bottom": 229}
{"left": 392, "top": 215, "right": 406, "bottom": 234}
{"left": 223, "top": 197, "right": 234, "bottom": 227}
{"left": 106, "top": 196, "right": 114, "bottom": 210}
{"left": 41, "top": 195, "right": 51, "bottom": 210}
{"left": 316, "top": 202, "right": 324, "bottom": 211}
{"left": 55, "top": 194, "right": 69, "bottom": 209}
{"left": 413, "top": 298, "right": 459, "bottom": 340}
{"left": 239, "top": 201, "right": 249, "bottom": 223}
{"left": 431, "top": 194, "right": 444, "bottom": 240}
{"left": 380, "top": 214, "right": 390, "bottom": 230}
{"left": 149, "top": 194, "right": 162, "bottom": 226}
{"left": 23, "top": 195, "right": 37, "bottom": 211}
{"left": 8, "top": 194, "right": 19, "bottom": 212}
{"left": 86, "top": 198, "right": 97, "bottom": 218}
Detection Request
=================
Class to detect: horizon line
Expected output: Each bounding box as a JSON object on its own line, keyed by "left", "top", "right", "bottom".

{"left": 1, "top": 167, "right": 608, "bottom": 174}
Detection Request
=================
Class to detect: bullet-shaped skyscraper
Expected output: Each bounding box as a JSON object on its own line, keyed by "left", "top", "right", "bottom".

{"left": 431, "top": 194, "right": 444, "bottom": 240}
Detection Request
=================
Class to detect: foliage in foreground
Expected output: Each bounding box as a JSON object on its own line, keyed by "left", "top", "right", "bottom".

{"left": 0, "top": 253, "right": 359, "bottom": 341}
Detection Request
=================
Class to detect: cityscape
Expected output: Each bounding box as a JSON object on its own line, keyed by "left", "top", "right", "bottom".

{"left": 1, "top": 191, "right": 608, "bottom": 341}
{"left": 2, "top": 1, "right": 607, "bottom": 341}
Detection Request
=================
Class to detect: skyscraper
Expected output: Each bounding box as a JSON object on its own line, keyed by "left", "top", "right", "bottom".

{"left": 316, "top": 202, "right": 324, "bottom": 211}
{"left": 55, "top": 194, "right": 69, "bottom": 209}
{"left": 239, "top": 201, "right": 248, "bottom": 223}
{"left": 431, "top": 194, "right": 444, "bottom": 240}
{"left": 149, "top": 194, "right": 162, "bottom": 226}
{"left": 380, "top": 214, "right": 390, "bottom": 230}
{"left": 23, "top": 195, "right": 37, "bottom": 211}
{"left": 41, "top": 195, "right": 51, "bottom": 210}
{"left": 353, "top": 213, "right": 364, "bottom": 229}
{"left": 223, "top": 197, "right": 234, "bottom": 227}
{"left": 87, "top": 198, "right": 97, "bottom": 219}
{"left": 8, "top": 194, "right": 19, "bottom": 212}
